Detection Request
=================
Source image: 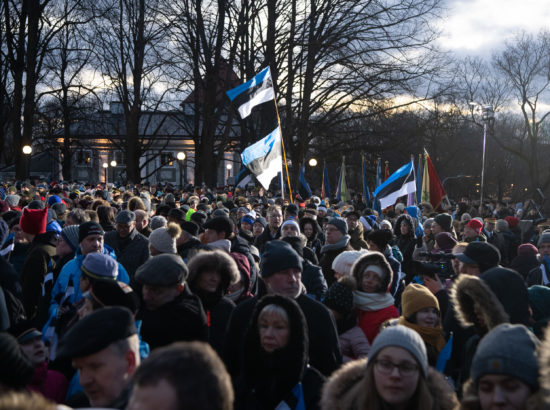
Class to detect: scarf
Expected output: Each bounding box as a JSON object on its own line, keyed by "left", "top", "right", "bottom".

{"left": 398, "top": 317, "right": 446, "bottom": 353}
{"left": 208, "top": 239, "right": 232, "bottom": 253}
{"left": 353, "top": 290, "right": 394, "bottom": 311}
{"left": 321, "top": 235, "right": 351, "bottom": 253}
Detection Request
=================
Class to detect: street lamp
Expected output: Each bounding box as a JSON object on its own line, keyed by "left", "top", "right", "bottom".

{"left": 308, "top": 158, "right": 318, "bottom": 167}
{"left": 226, "top": 163, "right": 232, "bottom": 184}
{"left": 103, "top": 162, "right": 109, "bottom": 185}
{"left": 177, "top": 152, "right": 186, "bottom": 189}
{"left": 469, "top": 102, "right": 494, "bottom": 206}
{"left": 22, "top": 145, "right": 32, "bottom": 179}
{"left": 22, "top": 145, "right": 32, "bottom": 155}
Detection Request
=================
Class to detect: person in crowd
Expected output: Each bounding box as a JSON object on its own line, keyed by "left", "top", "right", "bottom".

{"left": 134, "top": 209, "right": 152, "bottom": 237}
{"left": 526, "top": 231, "right": 550, "bottom": 287}
{"left": 254, "top": 205, "right": 283, "bottom": 252}
{"left": 300, "top": 216, "right": 323, "bottom": 260}
{"left": 187, "top": 249, "right": 239, "bottom": 354}
{"left": 0, "top": 332, "right": 34, "bottom": 393}
{"left": 432, "top": 213, "right": 456, "bottom": 239}
{"left": 422, "top": 218, "right": 436, "bottom": 253}
{"left": 324, "top": 276, "right": 370, "bottom": 362}
{"left": 224, "top": 240, "right": 342, "bottom": 378}
{"left": 65, "top": 209, "right": 90, "bottom": 226}
{"left": 97, "top": 205, "right": 116, "bottom": 232}
{"left": 366, "top": 229, "right": 404, "bottom": 301}
{"left": 393, "top": 214, "right": 418, "bottom": 283}
{"left": 319, "top": 218, "right": 354, "bottom": 286}
{"left": 510, "top": 243, "right": 539, "bottom": 281}
{"left": 148, "top": 223, "right": 181, "bottom": 256}
{"left": 345, "top": 210, "right": 369, "bottom": 250}
{"left": 453, "top": 242, "right": 501, "bottom": 277}
{"left": 127, "top": 341, "right": 234, "bottom": 410}
{"left": 56, "top": 307, "right": 140, "bottom": 408}
{"left": 528, "top": 285, "right": 550, "bottom": 339}
{"left": 252, "top": 217, "right": 266, "bottom": 241}
{"left": 135, "top": 254, "right": 208, "bottom": 350}
{"left": 321, "top": 325, "right": 458, "bottom": 410}
{"left": 397, "top": 284, "right": 446, "bottom": 366}
{"left": 463, "top": 219, "right": 487, "bottom": 243}
{"left": 176, "top": 220, "right": 202, "bottom": 261}
{"left": 280, "top": 220, "right": 318, "bottom": 264}
{"left": 234, "top": 294, "right": 325, "bottom": 410}
{"left": 460, "top": 324, "right": 541, "bottom": 410}
{"left": 104, "top": 210, "right": 150, "bottom": 282}
{"left": 351, "top": 251, "right": 399, "bottom": 344}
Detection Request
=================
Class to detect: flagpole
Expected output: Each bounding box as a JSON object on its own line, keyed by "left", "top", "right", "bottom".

{"left": 272, "top": 96, "right": 293, "bottom": 203}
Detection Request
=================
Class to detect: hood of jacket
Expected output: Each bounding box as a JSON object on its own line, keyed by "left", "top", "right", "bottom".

{"left": 351, "top": 251, "right": 393, "bottom": 293}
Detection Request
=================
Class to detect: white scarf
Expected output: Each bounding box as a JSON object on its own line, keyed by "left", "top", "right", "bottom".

{"left": 208, "top": 239, "right": 232, "bottom": 253}
{"left": 353, "top": 290, "right": 394, "bottom": 311}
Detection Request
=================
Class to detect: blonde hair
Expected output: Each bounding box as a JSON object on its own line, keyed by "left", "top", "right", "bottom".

{"left": 258, "top": 304, "right": 289, "bottom": 324}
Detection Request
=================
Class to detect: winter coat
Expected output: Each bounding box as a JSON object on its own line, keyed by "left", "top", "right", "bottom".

{"left": 224, "top": 290, "right": 342, "bottom": 379}
{"left": 136, "top": 285, "right": 208, "bottom": 350}
{"left": 234, "top": 295, "right": 325, "bottom": 410}
{"left": 301, "top": 259, "right": 328, "bottom": 301}
{"left": 20, "top": 231, "right": 57, "bottom": 321}
{"left": 321, "top": 358, "right": 459, "bottom": 410}
{"left": 319, "top": 236, "right": 354, "bottom": 286}
{"left": 231, "top": 235, "right": 259, "bottom": 296}
{"left": 339, "top": 326, "right": 370, "bottom": 363}
{"left": 48, "top": 246, "right": 130, "bottom": 319}
{"left": 177, "top": 236, "right": 202, "bottom": 262}
{"left": 254, "top": 226, "right": 281, "bottom": 254}
{"left": 511, "top": 253, "right": 540, "bottom": 281}
{"left": 104, "top": 228, "right": 150, "bottom": 282}
{"left": 28, "top": 362, "right": 68, "bottom": 404}
{"left": 348, "top": 224, "right": 369, "bottom": 251}
{"left": 527, "top": 259, "right": 550, "bottom": 287}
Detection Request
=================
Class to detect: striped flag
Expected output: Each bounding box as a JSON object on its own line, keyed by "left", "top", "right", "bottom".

{"left": 226, "top": 67, "right": 275, "bottom": 119}
{"left": 235, "top": 165, "right": 252, "bottom": 188}
{"left": 416, "top": 154, "right": 423, "bottom": 204}
{"left": 336, "top": 157, "right": 350, "bottom": 202}
{"left": 240, "top": 127, "right": 282, "bottom": 190}
{"left": 422, "top": 150, "right": 449, "bottom": 210}
{"left": 299, "top": 163, "right": 312, "bottom": 199}
{"left": 321, "top": 161, "right": 331, "bottom": 199}
{"left": 374, "top": 160, "right": 416, "bottom": 209}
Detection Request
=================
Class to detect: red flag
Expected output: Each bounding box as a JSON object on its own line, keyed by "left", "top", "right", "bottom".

{"left": 424, "top": 152, "right": 448, "bottom": 210}
{"left": 384, "top": 161, "right": 390, "bottom": 181}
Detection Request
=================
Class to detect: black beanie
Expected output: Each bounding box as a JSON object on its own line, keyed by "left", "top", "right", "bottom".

{"left": 260, "top": 240, "right": 302, "bottom": 278}
{"left": 434, "top": 213, "right": 453, "bottom": 232}
{"left": 78, "top": 221, "right": 105, "bottom": 243}
{"left": 367, "top": 229, "right": 392, "bottom": 250}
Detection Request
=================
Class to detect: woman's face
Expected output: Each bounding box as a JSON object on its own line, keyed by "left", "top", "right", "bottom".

{"left": 478, "top": 374, "right": 531, "bottom": 410}
{"left": 374, "top": 347, "right": 420, "bottom": 408}
{"left": 400, "top": 223, "right": 409, "bottom": 236}
{"left": 362, "top": 270, "right": 382, "bottom": 293}
{"left": 253, "top": 222, "right": 264, "bottom": 237}
{"left": 367, "top": 240, "right": 380, "bottom": 252}
{"left": 196, "top": 270, "right": 222, "bottom": 293}
{"left": 415, "top": 307, "right": 439, "bottom": 327}
{"left": 303, "top": 223, "right": 314, "bottom": 238}
{"left": 258, "top": 312, "right": 290, "bottom": 353}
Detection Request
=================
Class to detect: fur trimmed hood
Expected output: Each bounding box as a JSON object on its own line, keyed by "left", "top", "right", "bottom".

{"left": 450, "top": 274, "right": 509, "bottom": 331}
{"left": 321, "top": 358, "right": 459, "bottom": 410}
{"left": 351, "top": 251, "right": 393, "bottom": 293}
{"left": 394, "top": 213, "right": 416, "bottom": 237}
{"left": 539, "top": 325, "right": 550, "bottom": 408}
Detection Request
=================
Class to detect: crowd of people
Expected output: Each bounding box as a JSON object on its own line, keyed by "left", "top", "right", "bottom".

{"left": 0, "top": 180, "right": 550, "bottom": 410}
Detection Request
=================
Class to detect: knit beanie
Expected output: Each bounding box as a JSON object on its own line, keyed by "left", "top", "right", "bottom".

{"left": 254, "top": 217, "right": 267, "bottom": 228}
{"left": 401, "top": 284, "right": 440, "bottom": 319}
{"left": 78, "top": 221, "right": 105, "bottom": 243}
{"left": 324, "top": 276, "right": 356, "bottom": 316}
{"left": 379, "top": 220, "right": 392, "bottom": 230}
{"left": 368, "top": 325, "right": 428, "bottom": 377}
{"left": 0, "top": 219, "right": 8, "bottom": 246}
{"left": 260, "top": 240, "right": 302, "bottom": 278}
{"left": 5, "top": 194, "right": 20, "bottom": 208}
{"left": 518, "top": 243, "right": 538, "bottom": 257}
{"left": 434, "top": 232, "right": 457, "bottom": 251}
{"left": 149, "top": 223, "right": 181, "bottom": 254}
{"left": 20, "top": 207, "right": 48, "bottom": 235}
{"left": 505, "top": 216, "right": 519, "bottom": 229}
{"left": 150, "top": 215, "right": 167, "bottom": 230}
{"left": 471, "top": 323, "right": 539, "bottom": 389}
{"left": 495, "top": 219, "right": 509, "bottom": 232}
{"left": 328, "top": 217, "right": 348, "bottom": 235}
{"left": 81, "top": 253, "right": 118, "bottom": 281}
{"left": 281, "top": 219, "right": 300, "bottom": 234}
{"left": 466, "top": 219, "right": 483, "bottom": 234}
{"left": 47, "top": 195, "right": 62, "bottom": 206}
{"left": 241, "top": 215, "right": 255, "bottom": 227}
{"left": 434, "top": 213, "right": 452, "bottom": 232}
{"left": 0, "top": 333, "right": 34, "bottom": 390}
{"left": 60, "top": 225, "right": 80, "bottom": 251}
{"left": 538, "top": 232, "right": 550, "bottom": 247}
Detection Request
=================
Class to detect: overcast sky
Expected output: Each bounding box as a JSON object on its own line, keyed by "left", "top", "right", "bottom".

{"left": 438, "top": 0, "right": 550, "bottom": 58}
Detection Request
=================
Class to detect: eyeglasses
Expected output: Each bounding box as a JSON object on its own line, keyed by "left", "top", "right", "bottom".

{"left": 374, "top": 359, "right": 419, "bottom": 376}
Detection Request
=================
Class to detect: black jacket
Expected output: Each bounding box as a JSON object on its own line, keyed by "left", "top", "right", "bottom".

{"left": 104, "top": 228, "right": 150, "bottom": 282}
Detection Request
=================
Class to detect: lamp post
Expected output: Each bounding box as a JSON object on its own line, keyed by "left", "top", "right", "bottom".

{"left": 177, "top": 151, "right": 186, "bottom": 189}
{"left": 110, "top": 160, "right": 117, "bottom": 184}
{"left": 469, "top": 102, "right": 494, "bottom": 206}
{"left": 308, "top": 158, "right": 318, "bottom": 167}
{"left": 22, "top": 145, "right": 32, "bottom": 179}
{"left": 226, "top": 163, "right": 232, "bottom": 185}
{"left": 103, "top": 162, "right": 108, "bottom": 185}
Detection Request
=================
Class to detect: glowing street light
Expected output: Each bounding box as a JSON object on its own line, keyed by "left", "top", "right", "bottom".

{"left": 110, "top": 160, "right": 117, "bottom": 167}
{"left": 177, "top": 152, "right": 186, "bottom": 188}
{"left": 22, "top": 145, "right": 32, "bottom": 155}
{"left": 308, "top": 158, "right": 318, "bottom": 167}
{"left": 177, "top": 151, "right": 186, "bottom": 161}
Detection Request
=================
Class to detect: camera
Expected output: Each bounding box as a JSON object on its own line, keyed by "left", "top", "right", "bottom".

{"left": 418, "top": 251, "right": 454, "bottom": 262}
{"left": 412, "top": 252, "right": 455, "bottom": 280}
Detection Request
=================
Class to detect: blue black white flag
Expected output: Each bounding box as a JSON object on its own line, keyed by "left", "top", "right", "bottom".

{"left": 226, "top": 67, "right": 275, "bottom": 119}
{"left": 240, "top": 127, "right": 282, "bottom": 190}
{"left": 235, "top": 164, "right": 252, "bottom": 188}
{"left": 374, "top": 160, "right": 416, "bottom": 210}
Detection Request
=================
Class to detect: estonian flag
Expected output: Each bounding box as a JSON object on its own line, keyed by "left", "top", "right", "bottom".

{"left": 235, "top": 165, "right": 252, "bottom": 188}
{"left": 374, "top": 160, "right": 416, "bottom": 210}
{"left": 240, "top": 127, "right": 282, "bottom": 190}
{"left": 299, "top": 163, "right": 312, "bottom": 199}
{"left": 226, "top": 67, "right": 275, "bottom": 119}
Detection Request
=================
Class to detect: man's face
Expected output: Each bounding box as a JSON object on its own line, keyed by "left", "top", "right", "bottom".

{"left": 485, "top": 222, "right": 495, "bottom": 233}
{"left": 73, "top": 345, "right": 134, "bottom": 407}
{"left": 463, "top": 226, "right": 477, "bottom": 239}
{"left": 204, "top": 228, "right": 225, "bottom": 244}
{"left": 281, "top": 223, "right": 299, "bottom": 238}
{"left": 56, "top": 236, "right": 73, "bottom": 257}
{"left": 264, "top": 268, "right": 302, "bottom": 298}
{"left": 80, "top": 234, "right": 104, "bottom": 255}
{"left": 142, "top": 284, "right": 181, "bottom": 310}
{"left": 431, "top": 222, "right": 443, "bottom": 235}
{"left": 269, "top": 210, "right": 283, "bottom": 230}
{"left": 459, "top": 260, "right": 481, "bottom": 276}
{"left": 127, "top": 379, "right": 177, "bottom": 410}
{"left": 325, "top": 224, "right": 344, "bottom": 244}
{"left": 117, "top": 221, "right": 136, "bottom": 238}
{"left": 539, "top": 242, "right": 550, "bottom": 257}
{"left": 135, "top": 215, "right": 148, "bottom": 232}
{"left": 346, "top": 215, "right": 359, "bottom": 230}
{"left": 253, "top": 222, "right": 264, "bottom": 237}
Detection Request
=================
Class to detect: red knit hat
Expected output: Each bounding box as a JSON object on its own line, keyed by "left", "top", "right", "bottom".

{"left": 466, "top": 219, "right": 483, "bottom": 234}
{"left": 20, "top": 208, "right": 47, "bottom": 235}
{"left": 505, "top": 216, "right": 520, "bottom": 229}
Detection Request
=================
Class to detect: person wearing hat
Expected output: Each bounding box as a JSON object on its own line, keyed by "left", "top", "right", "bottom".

{"left": 510, "top": 243, "right": 540, "bottom": 281}
{"left": 460, "top": 324, "right": 540, "bottom": 410}
{"left": 149, "top": 223, "right": 181, "bottom": 255}
{"left": 224, "top": 240, "right": 342, "bottom": 379}
{"left": 300, "top": 216, "right": 324, "bottom": 261}
{"left": 176, "top": 220, "right": 202, "bottom": 261}
{"left": 19, "top": 207, "right": 58, "bottom": 323}
{"left": 345, "top": 210, "right": 369, "bottom": 251}
{"left": 454, "top": 241, "right": 501, "bottom": 277}
{"left": 134, "top": 209, "right": 152, "bottom": 237}
{"left": 319, "top": 217, "right": 354, "bottom": 286}
{"left": 526, "top": 231, "right": 550, "bottom": 287}
{"left": 463, "top": 219, "right": 487, "bottom": 243}
{"left": 8, "top": 320, "right": 68, "bottom": 403}
{"left": 135, "top": 254, "right": 208, "bottom": 350}
{"left": 48, "top": 221, "right": 130, "bottom": 326}
{"left": 252, "top": 216, "right": 267, "bottom": 240}
{"left": 432, "top": 213, "right": 456, "bottom": 239}
{"left": 254, "top": 205, "right": 283, "bottom": 253}
{"left": 104, "top": 210, "right": 150, "bottom": 281}
{"left": 482, "top": 217, "right": 497, "bottom": 240}
{"left": 56, "top": 307, "right": 141, "bottom": 408}
{"left": 321, "top": 325, "right": 458, "bottom": 410}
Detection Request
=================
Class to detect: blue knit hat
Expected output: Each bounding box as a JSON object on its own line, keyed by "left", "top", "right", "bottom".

{"left": 81, "top": 253, "right": 118, "bottom": 281}
{"left": 60, "top": 225, "right": 80, "bottom": 251}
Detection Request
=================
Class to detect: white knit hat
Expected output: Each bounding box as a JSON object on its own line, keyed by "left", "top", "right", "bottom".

{"left": 149, "top": 223, "right": 181, "bottom": 254}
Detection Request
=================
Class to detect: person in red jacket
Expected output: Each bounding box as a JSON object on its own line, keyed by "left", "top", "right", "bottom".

{"left": 351, "top": 251, "right": 399, "bottom": 344}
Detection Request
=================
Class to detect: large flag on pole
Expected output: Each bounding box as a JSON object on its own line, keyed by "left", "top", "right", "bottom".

{"left": 299, "top": 162, "right": 312, "bottom": 199}
{"left": 321, "top": 161, "right": 331, "bottom": 200}
{"left": 384, "top": 161, "right": 390, "bottom": 181}
{"left": 336, "top": 157, "right": 350, "bottom": 202}
{"left": 226, "top": 67, "right": 275, "bottom": 119}
{"left": 416, "top": 154, "right": 423, "bottom": 204}
{"left": 235, "top": 164, "right": 252, "bottom": 188}
{"left": 374, "top": 160, "right": 416, "bottom": 210}
{"left": 240, "top": 128, "right": 282, "bottom": 190}
{"left": 373, "top": 158, "right": 382, "bottom": 212}
{"left": 362, "top": 154, "right": 371, "bottom": 206}
{"left": 422, "top": 150, "right": 449, "bottom": 210}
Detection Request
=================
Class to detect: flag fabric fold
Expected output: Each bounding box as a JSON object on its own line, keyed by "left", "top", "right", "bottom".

{"left": 235, "top": 164, "right": 252, "bottom": 188}
{"left": 422, "top": 150, "right": 448, "bottom": 210}
{"left": 336, "top": 157, "right": 350, "bottom": 202}
{"left": 321, "top": 161, "right": 331, "bottom": 200}
{"left": 226, "top": 67, "right": 275, "bottom": 119}
{"left": 299, "top": 163, "right": 312, "bottom": 199}
{"left": 362, "top": 154, "right": 371, "bottom": 206}
{"left": 374, "top": 160, "right": 416, "bottom": 210}
{"left": 416, "top": 154, "right": 423, "bottom": 204}
{"left": 240, "top": 127, "right": 282, "bottom": 190}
